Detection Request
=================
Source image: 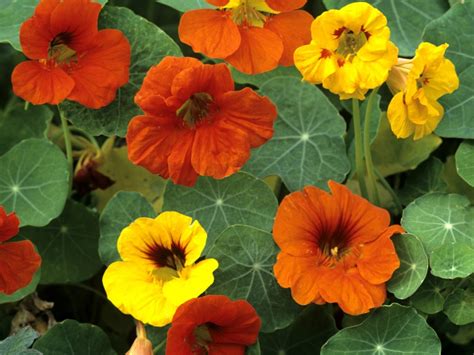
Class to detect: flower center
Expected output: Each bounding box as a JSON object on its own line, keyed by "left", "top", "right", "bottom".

{"left": 230, "top": 0, "right": 268, "bottom": 26}
{"left": 48, "top": 32, "right": 77, "bottom": 64}
{"left": 335, "top": 29, "right": 368, "bottom": 58}
{"left": 176, "top": 92, "right": 213, "bottom": 128}
{"left": 318, "top": 224, "right": 350, "bottom": 260}
{"left": 145, "top": 242, "right": 186, "bottom": 271}
{"left": 193, "top": 324, "right": 213, "bottom": 351}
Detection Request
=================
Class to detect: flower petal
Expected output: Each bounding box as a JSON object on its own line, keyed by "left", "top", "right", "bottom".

{"left": 179, "top": 9, "right": 241, "bottom": 58}
{"left": 265, "top": 0, "right": 307, "bottom": 12}
{"left": 0, "top": 208, "right": 20, "bottom": 243}
{"left": 19, "top": 18, "right": 52, "bottom": 60}
{"left": 387, "top": 92, "right": 415, "bottom": 139}
{"left": 225, "top": 26, "right": 283, "bottom": 74}
{"left": 294, "top": 44, "right": 338, "bottom": 84}
{"left": 11, "top": 61, "right": 75, "bottom": 105}
{"left": 167, "top": 130, "right": 199, "bottom": 186}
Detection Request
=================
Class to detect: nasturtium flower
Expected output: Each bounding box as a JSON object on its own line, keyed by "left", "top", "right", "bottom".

{"left": 166, "top": 295, "right": 261, "bottom": 355}
{"left": 0, "top": 207, "right": 41, "bottom": 295}
{"left": 11, "top": 0, "right": 131, "bottom": 108}
{"left": 273, "top": 181, "right": 404, "bottom": 315}
{"left": 294, "top": 2, "right": 398, "bottom": 99}
{"left": 178, "top": 0, "right": 313, "bottom": 74}
{"left": 387, "top": 42, "right": 459, "bottom": 140}
{"left": 102, "top": 211, "right": 218, "bottom": 327}
{"left": 126, "top": 56, "right": 277, "bottom": 187}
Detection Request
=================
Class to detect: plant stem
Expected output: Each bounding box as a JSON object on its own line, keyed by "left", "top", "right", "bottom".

{"left": 363, "top": 88, "right": 381, "bottom": 205}
{"left": 375, "top": 168, "right": 403, "bottom": 214}
{"left": 58, "top": 106, "right": 74, "bottom": 194}
{"left": 352, "top": 98, "right": 368, "bottom": 198}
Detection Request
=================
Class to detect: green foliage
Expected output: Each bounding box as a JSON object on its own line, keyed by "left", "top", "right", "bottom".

{"left": 456, "top": 140, "right": 474, "bottom": 187}
{"left": 61, "top": 6, "right": 182, "bottom": 137}
{"left": 163, "top": 172, "right": 278, "bottom": 251}
{"left": 99, "top": 191, "right": 156, "bottom": 265}
{"left": 410, "top": 275, "right": 454, "bottom": 314}
{"left": 444, "top": 288, "right": 474, "bottom": 325}
{"left": 207, "top": 225, "right": 300, "bottom": 333}
{"left": 245, "top": 77, "right": 350, "bottom": 191}
{"left": 33, "top": 320, "right": 116, "bottom": 355}
{"left": 0, "top": 327, "right": 40, "bottom": 355}
{"left": 156, "top": 0, "right": 212, "bottom": 11}
{"left": 321, "top": 304, "right": 442, "bottom": 354}
{"left": 0, "top": 138, "right": 69, "bottom": 227}
{"left": 387, "top": 234, "right": 429, "bottom": 300}
{"left": 21, "top": 200, "right": 102, "bottom": 284}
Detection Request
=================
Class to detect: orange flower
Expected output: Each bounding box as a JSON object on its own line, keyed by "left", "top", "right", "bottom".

{"left": 0, "top": 207, "right": 41, "bottom": 295}
{"left": 178, "top": 0, "right": 313, "bottom": 74}
{"left": 126, "top": 56, "right": 277, "bottom": 186}
{"left": 273, "top": 181, "right": 404, "bottom": 315}
{"left": 11, "top": 0, "right": 131, "bottom": 108}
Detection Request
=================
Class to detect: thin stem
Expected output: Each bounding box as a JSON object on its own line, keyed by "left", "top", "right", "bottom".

{"left": 70, "top": 283, "right": 109, "bottom": 302}
{"left": 58, "top": 106, "right": 74, "bottom": 194}
{"left": 69, "top": 127, "right": 100, "bottom": 150}
{"left": 352, "top": 98, "right": 368, "bottom": 198}
{"left": 363, "top": 87, "right": 381, "bottom": 205}
{"left": 375, "top": 169, "right": 403, "bottom": 214}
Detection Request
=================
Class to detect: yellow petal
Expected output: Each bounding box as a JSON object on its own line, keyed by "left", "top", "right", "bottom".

{"left": 294, "top": 44, "right": 337, "bottom": 84}
{"left": 387, "top": 92, "right": 415, "bottom": 139}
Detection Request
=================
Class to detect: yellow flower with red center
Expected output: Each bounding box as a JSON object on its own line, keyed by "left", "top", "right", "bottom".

{"left": 102, "top": 211, "right": 218, "bottom": 327}
{"left": 387, "top": 42, "right": 459, "bottom": 140}
{"left": 294, "top": 2, "right": 398, "bottom": 99}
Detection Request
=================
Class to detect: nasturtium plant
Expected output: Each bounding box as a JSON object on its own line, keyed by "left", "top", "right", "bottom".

{"left": 0, "top": 0, "right": 472, "bottom": 354}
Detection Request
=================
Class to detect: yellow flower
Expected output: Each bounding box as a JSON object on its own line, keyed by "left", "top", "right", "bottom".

{"left": 294, "top": 2, "right": 398, "bottom": 99}
{"left": 387, "top": 42, "right": 459, "bottom": 140}
{"left": 102, "top": 211, "right": 219, "bottom": 327}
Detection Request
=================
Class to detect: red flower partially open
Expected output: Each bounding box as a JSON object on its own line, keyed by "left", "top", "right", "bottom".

{"left": 178, "top": 0, "right": 313, "bottom": 74}
{"left": 166, "top": 295, "right": 261, "bottom": 355}
{"left": 11, "top": 0, "right": 131, "bottom": 108}
{"left": 126, "top": 56, "right": 277, "bottom": 186}
{"left": 0, "top": 207, "right": 41, "bottom": 295}
{"left": 273, "top": 181, "right": 404, "bottom": 315}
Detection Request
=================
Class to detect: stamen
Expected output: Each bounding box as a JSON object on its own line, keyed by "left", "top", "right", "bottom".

{"left": 176, "top": 92, "right": 213, "bottom": 128}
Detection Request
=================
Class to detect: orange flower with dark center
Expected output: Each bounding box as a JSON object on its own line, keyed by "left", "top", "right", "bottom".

{"left": 0, "top": 207, "right": 41, "bottom": 295}
{"left": 273, "top": 181, "right": 404, "bottom": 315}
{"left": 178, "top": 0, "right": 313, "bottom": 74}
{"left": 166, "top": 295, "right": 261, "bottom": 355}
{"left": 126, "top": 56, "right": 277, "bottom": 186}
{"left": 11, "top": 0, "right": 131, "bottom": 108}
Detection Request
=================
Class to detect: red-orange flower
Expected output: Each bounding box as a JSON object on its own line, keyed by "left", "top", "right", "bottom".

{"left": 0, "top": 207, "right": 41, "bottom": 295}
{"left": 273, "top": 181, "right": 404, "bottom": 315}
{"left": 11, "top": 0, "right": 131, "bottom": 108}
{"left": 178, "top": 0, "right": 313, "bottom": 74}
{"left": 126, "top": 56, "right": 277, "bottom": 186}
{"left": 166, "top": 295, "right": 261, "bottom": 355}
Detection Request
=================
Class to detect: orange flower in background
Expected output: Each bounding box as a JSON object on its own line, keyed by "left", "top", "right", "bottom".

{"left": 273, "top": 181, "right": 404, "bottom": 315}
{"left": 166, "top": 295, "right": 261, "bottom": 355}
{"left": 11, "top": 0, "right": 131, "bottom": 108}
{"left": 178, "top": 0, "right": 313, "bottom": 74}
{"left": 127, "top": 56, "right": 277, "bottom": 186}
{"left": 0, "top": 207, "right": 41, "bottom": 295}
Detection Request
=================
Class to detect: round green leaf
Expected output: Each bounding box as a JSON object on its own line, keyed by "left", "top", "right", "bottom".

{"left": 156, "top": 0, "right": 211, "bottom": 11}
{"left": 410, "top": 275, "right": 454, "bottom": 314}
{"left": 444, "top": 288, "right": 474, "bottom": 325}
{"left": 0, "top": 326, "right": 40, "bottom": 355}
{"left": 232, "top": 66, "right": 300, "bottom": 87}
{"left": 207, "top": 225, "right": 300, "bottom": 333}
{"left": 0, "top": 101, "right": 53, "bottom": 156}
{"left": 401, "top": 193, "right": 474, "bottom": 254}
{"left": 436, "top": 66, "right": 474, "bottom": 139}
{"left": 0, "top": 268, "right": 40, "bottom": 305}
{"left": 430, "top": 242, "right": 474, "bottom": 279}
{"left": 323, "top": 0, "right": 449, "bottom": 56}
{"left": 260, "top": 305, "right": 337, "bottom": 354}
{"left": 245, "top": 77, "right": 350, "bottom": 191}
{"left": 99, "top": 191, "right": 156, "bottom": 265}
{"left": 163, "top": 172, "right": 278, "bottom": 251}
{"left": 61, "top": 6, "right": 182, "bottom": 137}
{"left": 33, "top": 320, "right": 116, "bottom": 355}
{"left": 455, "top": 140, "right": 474, "bottom": 187}
{"left": 0, "top": 138, "right": 69, "bottom": 227}
{"left": 20, "top": 200, "right": 102, "bottom": 284}
{"left": 321, "top": 304, "right": 441, "bottom": 355}
{"left": 387, "top": 234, "right": 429, "bottom": 300}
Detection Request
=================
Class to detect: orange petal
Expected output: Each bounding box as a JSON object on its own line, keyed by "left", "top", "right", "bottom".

{"left": 135, "top": 56, "right": 202, "bottom": 110}
{"left": 167, "top": 130, "right": 199, "bottom": 186}
{"left": 225, "top": 26, "right": 283, "bottom": 74}
{"left": 19, "top": 18, "right": 51, "bottom": 60}
{"left": 67, "top": 29, "right": 131, "bottom": 109}
{"left": 11, "top": 61, "right": 75, "bottom": 105}
{"left": 179, "top": 9, "right": 241, "bottom": 58}
{"left": 0, "top": 241, "right": 41, "bottom": 295}
{"left": 266, "top": 0, "right": 307, "bottom": 12}
{"left": 0, "top": 208, "right": 20, "bottom": 243}
{"left": 215, "top": 87, "right": 276, "bottom": 147}
{"left": 191, "top": 119, "right": 250, "bottom": 179}
{"left": 264, "top": 11, "right": 313, "bottom": 66}
{"left": 357, "top": 226, "right": 404, "bottom": 284}
{"left": 171, "top": 63, "right": 234, "bottom": 101}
